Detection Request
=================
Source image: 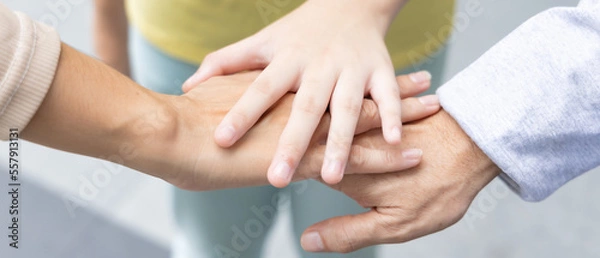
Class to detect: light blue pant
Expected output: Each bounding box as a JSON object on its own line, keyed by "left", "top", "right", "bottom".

{"left": 130, "top": 29, "right": 446, "bottom": 258}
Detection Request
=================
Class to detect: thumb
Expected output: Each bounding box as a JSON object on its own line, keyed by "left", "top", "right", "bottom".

{"left": 301, "top": 210, "right": 391, "bottom": 253}
{"left": 182, "top": 37, "right": 267, "bottom": 92}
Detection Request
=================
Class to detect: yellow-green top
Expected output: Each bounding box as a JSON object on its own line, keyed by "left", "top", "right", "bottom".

{"left": 126, "top": 0, "right": 455, "bottom": 69}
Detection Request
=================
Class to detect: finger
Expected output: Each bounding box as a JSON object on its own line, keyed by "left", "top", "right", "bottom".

{"left": 268, "top": 67, "right": 338, "bottom": 188}
{"left": 369, "top": 68, "right": 403, "bottom": 145}
{"left": 301, "top": 211, "right": 394, "bottom": 253}
{"left": 182, "top": 37, "right": 266, "bottom": 92}
{"left": 311, "top": 100, "right": 376, "bottom": 141}
{"left": 400, "top": 95, "right": 440, "bottom": 123}
{"left": 354, "top": 100, "right": 380, "bottom": 135}
{"left": 398, "top": 70, "right": 432, "bottom": 98}
{"left": 354, "top": 94, "right": 439, "bottom": 135}
{"left": 344, "top": 145, "right": 422, "bottom": 175}
{"left": 300, "top": 118, "right": 423, "bottom": 179}
{"left": 214, "top": 59, "right": 300, "bottom": 147}
{"left": 321, "top": 72, "right": 366, "bottom": 184}
{"left": 313, "top": 71, "right": 434, "bottom": 140}
{"left": 343, "top": 127, "right": 423, "bottom": 175}
{"left": 312, "top": 128, "right": 423, "bottom": 177}
{"left": 309, "top": 111, "right": 332, "bottom": 149}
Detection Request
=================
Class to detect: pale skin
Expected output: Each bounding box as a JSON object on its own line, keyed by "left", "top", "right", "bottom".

{"left": 181, "top": 0, "right": 412, "bottom": 187}
{"left": 22, "top": 43, "right": 440, "bottom": 191}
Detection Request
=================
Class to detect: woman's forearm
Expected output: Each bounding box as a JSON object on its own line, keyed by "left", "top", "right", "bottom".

{"left": 22, "top": 44, "right": 176, "bottom": 176}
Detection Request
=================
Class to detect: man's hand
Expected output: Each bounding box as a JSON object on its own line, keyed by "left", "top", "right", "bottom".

{"left": 157, "top": 71, "right": 440, "bottom": 191}
{"left": 300, "top": 110, "right": 501, "bottom": 253}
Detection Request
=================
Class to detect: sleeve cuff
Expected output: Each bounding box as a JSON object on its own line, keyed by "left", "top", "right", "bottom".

{"left": 0, "top": 13, "right": 61, "bottom": 140}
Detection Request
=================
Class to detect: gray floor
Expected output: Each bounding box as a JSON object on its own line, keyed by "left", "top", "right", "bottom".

{"left": 1, "top": 0, "right": 599, "bottom": 257}
{"left": 0, "top": 174, "right": 168, "bottom": 258}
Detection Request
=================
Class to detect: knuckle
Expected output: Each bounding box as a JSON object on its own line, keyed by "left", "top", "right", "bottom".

{"left": 360, "top": 100, "right": 379, "bottom": 122}
{"left": 251, "top": 77, "right": 276, "bottom": 98}
{"left": 226, "top": 110, "right": 250, "bottom": 129}
{"left": 334, "top": 98, "right": 362, "bottom": 116}
{"left": 376, "top": 84, "right": 401, "bottom": 104}
{"left": 318, "top": 47, "right": 340, "bottom": 64}
{"left": 381, "top": 103, "right": 402, "bottom": 119}
{"left": 348, "top": 145, "right": 367, "bottom": 168}
{"left": 338, "top": 224, "right": 358, "bottom": 253}
{"left": 328, "top": 131, "right": 353, "bottom": 152}
{"left": 400, "top": 98, "right": 418, "bottom": 111}
{"left": 294, "top": 95, "right": 325, "bottom": 117}
{"left": 384, "top": 150, "right": 397, "bottom": 165}
{"left": 388, "top": 82, "right": 401, "bottom": 96}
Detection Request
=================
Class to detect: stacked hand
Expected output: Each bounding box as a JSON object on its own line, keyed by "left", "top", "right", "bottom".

{"left": 177, "top": 71, "right": 500, "bottom": 252}
{"left": 159, "top": 70, "right": 439, "bottom": 191}
{"left": 25, "top": 42, "right": 500, "bottom": 253}
{"left": 182, "top": 0, "right": 410, "bottom": 187}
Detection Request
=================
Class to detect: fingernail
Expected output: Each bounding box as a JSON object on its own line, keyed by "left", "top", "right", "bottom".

{"left": 184, "top": 75, "right": 199, "bottom": 87}
{"left": 409, "top": 71, "right": 432, "bottom": 84}
{"left": 324, "top": 158, "right": 343, "bottom": 181}
{"left": 184, "top": 70, "right": 207, "bottom": 87}
{"left": 418, "top": 95, "right": 439, "bottom": 107}
{"left": 301, "top": 232, "right": 325, "bottom": 252}
{"left": 273, "top": 161, "right": 293, "bottom": 183}
{"left": 216, "top": 125, "right": 236, "bottom": 143}
{"left": 391, "top": 126, "right": 401, "bottom": 142}
{"left": 402, "top": 148, "right": 423, "bottom": 160}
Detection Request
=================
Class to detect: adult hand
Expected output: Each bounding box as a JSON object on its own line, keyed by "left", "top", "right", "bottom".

{"left": 182, "top": 0, "right": 410, "bottom": 187}
{"left": 160, "top": 70, "right": 438, "bottom": 191}
{"left": 300, "top": 110, "right": 501, "bottom": 253}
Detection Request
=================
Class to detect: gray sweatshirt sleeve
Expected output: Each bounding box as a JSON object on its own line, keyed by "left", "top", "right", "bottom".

{"left": 437, "top": 0, "right": 600, "bottom": 202}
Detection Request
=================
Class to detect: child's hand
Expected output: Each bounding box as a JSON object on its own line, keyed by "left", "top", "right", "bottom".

{"left": 182, "top": 0, "right": 409, "bottom": 187}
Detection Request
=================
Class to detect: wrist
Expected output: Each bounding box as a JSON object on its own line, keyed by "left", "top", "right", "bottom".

{"left": 306, "top": 0, "right": 407, "bottom": 34}
{"left": 350, "top": 0, "right": 408, "bottom": 32}
{"left": 430, "top": 110, "right": 501, "bottom": 193}
{"left": 116, "top": 93, "right": 181, "bottom": 182}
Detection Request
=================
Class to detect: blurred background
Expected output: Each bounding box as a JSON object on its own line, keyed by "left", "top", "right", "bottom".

{"left": 1, "top": 0, "right": 599, "bottom": 257}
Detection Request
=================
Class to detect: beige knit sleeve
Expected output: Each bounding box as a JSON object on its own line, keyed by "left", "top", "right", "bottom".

{"left": 0, "top": 3, "right": 61, "bottom": 140}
